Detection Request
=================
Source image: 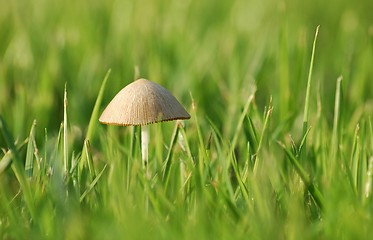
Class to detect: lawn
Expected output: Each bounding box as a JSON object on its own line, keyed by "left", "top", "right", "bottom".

{"left": 1, "top": 0, "right": 373, "bottom": 239}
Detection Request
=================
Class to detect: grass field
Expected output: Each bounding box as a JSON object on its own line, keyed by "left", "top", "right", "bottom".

{"left": 1, "top": 0, "right": 373, "bottom": 239}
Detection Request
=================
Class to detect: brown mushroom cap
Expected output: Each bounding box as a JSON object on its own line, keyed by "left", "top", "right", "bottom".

{"left": 99, "top": 78, "right": 191, "bottom": 126}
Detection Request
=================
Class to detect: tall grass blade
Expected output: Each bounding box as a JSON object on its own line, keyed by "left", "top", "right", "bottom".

{"left": 85, "top": 139, "right": 96, "bottom": 180}
{"left": 64, "top": 83, "right": 69, "bottom": 175}
{"left": 301, "top": 25, "right": 320, "bottom": 161}
{"left": 228, "top": 86, "right": 256, "bottom": 166}
{"left": 253, "top": 101, "right": 272, "bottom": 173}
{"left": 330, "top": 76, "right": 343, "bottom": 165}
{"left": 178, "top": 123, "right": 194, "bottom": 197}
{"left": 79, "top": 69, "right": 111, "bottom": 173}
{"left": 189, "top": 92, "right": 206, "bottom": 190}
{"left": 208, "top": 118, "right": 235, "bottom": 201}
{"left": 162, "top": 121, "right": 180, "bottom": 190}
{"left": 351, "top": 124, "right": 360, "bottom": 189}
{"left": 364, "top": 157, "right": 373, "bottom": 199}
{"left": 25, "top": 120, "right": 36, "bottom": 178}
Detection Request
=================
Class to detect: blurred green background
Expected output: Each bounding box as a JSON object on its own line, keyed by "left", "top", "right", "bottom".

{"left": 0, "top": 0, "right": 373, "bottom": 137}
{"left": 1, "top": 0, "right": 372, "bottom": 141}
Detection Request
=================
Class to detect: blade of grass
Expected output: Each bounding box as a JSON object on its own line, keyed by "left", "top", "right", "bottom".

{"left": 358, "top": 121, "right": 367, "bottom": 200}
{"left": 85, "top": 139, "right": 96, "bottom": 180}
{"left": 241, "top": 141, "right": 251, "bottom": 183}
{"left": 230, "top": 152, "right": 251, "bottom": 205}
{"left": 189, "top": 92, "right": 207, "bottom": 191}
{"left": 244, "top": 116, "right": 259, "bottom": 154}
{"left": 364, "top": 157, "right": 373, "bottom": 199}
{"left": 228, "top": 86, "right": 256, "bottom": 158}
{"left": 0, "top": 139, "right": 28, "bottom": 174}
{"left": 0, "top": 115, "right": 35, "bottom": 219}
{"left": 79, "top": 69, "right": 111, "bottom": 173}
{"left": 64, "top": 83, "right": 69, "bottom": 175}
{"left": 0, "top": 150, "right": 13, "bottom": 174}
{"left": 341, "top": 146, "right": 357, "bottom": 196}
{"left": 366, "top": 118, "right": 373, "bottom": 199}
{"left": 278, "top": 141, "right": 324, "bottom": 209}
{"left": 298, "top": 126, "right": 312, "bottom": 157}
{"left": 351, "top": 124, "right": 360, "bottom": 189}
{"left": 301, "top": 25, "right": 320, "bottom": 161}
{"left": 207, "top": 117, "right": 235, "bottom": 202}
{"left": 257, "top": 103, "right": 272, "bottom": 154}
{"left": 253, "top": 101, "right": 272, "bottom": 173}
{"left": 43, "top": 128, "right": 48, "bottom": 178}
{"left": 369, "top": 117, "right": 373, "bottom": 152}
{"left": 80, "top": 164, "right": 108, "bottom": 202}
{"left": 0, "top": 185, "right": 25, "bottom": 239}
{"left": 330, "top": 76, "right": 343, "bottom": 165}
{"left": 162, "top": 121, "right": 181, "bottom": 190}
{"left": 53, "top": 123, "right": 64, "bottom": 177}
{"left": 178, "top": 123, "right": 194, "bottom": 199}
{"left": 178, "top": 125, "right": 193, "bottom": 162}
{"left": 69, "top": 151, "right": 81, "bottom": 195}
{"left": 25, "top": 120, "right": 36, "bottom": 178}
{"left": 228, "top": 86, "right": 256, "bottom": 182}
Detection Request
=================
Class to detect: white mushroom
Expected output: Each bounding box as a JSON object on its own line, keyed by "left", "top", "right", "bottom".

{"left": 99, "top": 78, "right": 190, "bottom": 172}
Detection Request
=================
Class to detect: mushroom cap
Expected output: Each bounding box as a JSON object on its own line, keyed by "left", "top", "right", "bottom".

{"left": 99, "top": 78, "right": 191, "bottom": 126}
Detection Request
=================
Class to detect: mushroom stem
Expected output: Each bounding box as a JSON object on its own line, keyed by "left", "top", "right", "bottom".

{"left": 141, "top": 125, "right": 149, "bottom": 212}
{"left": 141, "top": 125, "right": 149, "bottom": 174}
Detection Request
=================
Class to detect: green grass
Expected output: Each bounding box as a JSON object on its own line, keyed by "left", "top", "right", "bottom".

{"left": 1, "top": 0, "right": 373, "bottom": 239}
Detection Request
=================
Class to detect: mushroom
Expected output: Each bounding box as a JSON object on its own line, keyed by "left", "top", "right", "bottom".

{"left": 99, "top": 78, "right": 190, "bottom": 175}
